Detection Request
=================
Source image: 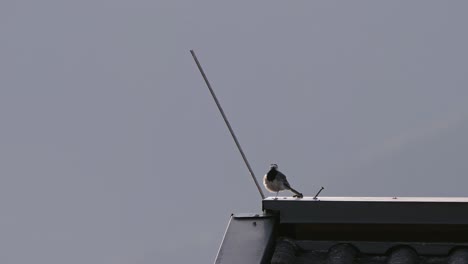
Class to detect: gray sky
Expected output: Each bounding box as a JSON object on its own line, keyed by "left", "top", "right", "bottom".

{"left": 2, "top": 1, "right": 468, "bottom": 263}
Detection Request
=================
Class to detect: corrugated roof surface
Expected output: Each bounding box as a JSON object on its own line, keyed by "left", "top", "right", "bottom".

{"left": 271, "top": 239, "right": 468, "bottom": 264}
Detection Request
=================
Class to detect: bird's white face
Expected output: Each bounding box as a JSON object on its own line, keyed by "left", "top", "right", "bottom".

{"left": 270, "top": 164, "right": 278, "bottom": 169}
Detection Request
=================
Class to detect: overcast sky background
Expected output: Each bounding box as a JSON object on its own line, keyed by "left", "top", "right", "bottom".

{"left": 2, "top": 1, "right": 468, "bottom": 263}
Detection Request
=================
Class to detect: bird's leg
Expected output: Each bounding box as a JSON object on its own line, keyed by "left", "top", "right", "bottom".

{"left": 275, "top": 191, "right": 279, "bottom": 200}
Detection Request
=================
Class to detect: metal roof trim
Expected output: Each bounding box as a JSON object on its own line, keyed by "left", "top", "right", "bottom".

{"left": 263, "top": 197, "right": 468, "bottom": 224}
{"left": 264, "top": 196, "right": 468, "bottom": 202}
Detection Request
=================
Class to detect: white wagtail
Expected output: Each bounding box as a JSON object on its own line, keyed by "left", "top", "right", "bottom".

{"left": 263, "top": 164, "right": 303, "bottom": 199}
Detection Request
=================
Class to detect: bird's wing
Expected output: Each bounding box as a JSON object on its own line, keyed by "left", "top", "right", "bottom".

{"left": 276, "top": 171, "right": 292, "bottom": 189}
{"left": 277, "top": 170, "right": 303, "bottom": 197}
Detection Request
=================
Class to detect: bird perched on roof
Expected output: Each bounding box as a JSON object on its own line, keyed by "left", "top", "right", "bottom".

{"left": 264, "top": 164, "right": 303, "bottom": 199}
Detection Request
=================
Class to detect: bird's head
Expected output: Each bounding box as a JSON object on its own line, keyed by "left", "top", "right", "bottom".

{"left": 270, "top": 164, "right": 278, "bottom": 170}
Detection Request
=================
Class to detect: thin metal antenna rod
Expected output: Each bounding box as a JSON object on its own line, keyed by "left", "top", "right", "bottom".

{"left": 190, "top": 50, "right": 265, "bottom": 199}
{"left": 313, "top": 187, "right": 324, "bottom": 200}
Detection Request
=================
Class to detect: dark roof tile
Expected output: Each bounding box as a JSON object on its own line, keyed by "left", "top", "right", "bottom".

{"left": 448, "top": 248, "right": 468, "bottom": 264}
{"left": 270, "top": 239, "right": 468, "bottom": 264}
{"left": 387, "top": 247, "right": 418, "bottom": 264}
{"left": 327, "top": 244, "right": 358, "bottom": 264}
{"left": 271, "top": 238, "right": 299, "bottom": 264}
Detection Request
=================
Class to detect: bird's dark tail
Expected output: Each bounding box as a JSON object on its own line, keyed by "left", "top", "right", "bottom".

{"left": 289, "top": 187, "right": 303, "bottom": 198}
